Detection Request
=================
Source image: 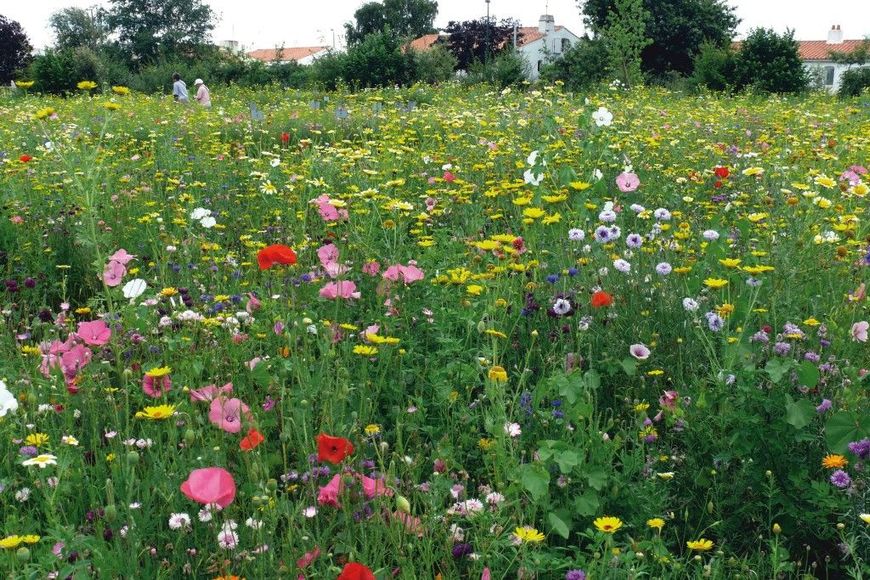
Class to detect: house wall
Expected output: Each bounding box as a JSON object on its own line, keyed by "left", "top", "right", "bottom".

{"left": 804, "top": 61, "right": 869, "bottom": 93}
{"left": 519, "top": 29, "right": 582, "bottom": 80}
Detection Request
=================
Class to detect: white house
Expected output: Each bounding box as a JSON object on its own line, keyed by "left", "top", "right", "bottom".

{"left": 409, "top": 14, "right": 582, "bottom": 80}
{"left": 247, "top": 46, "right": 330, "bottom": 66}
{"left": 797, "top": 26, "right": 868, "bottom": 92}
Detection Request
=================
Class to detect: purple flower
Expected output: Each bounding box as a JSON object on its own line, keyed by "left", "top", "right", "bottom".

{"left": 848, "top": 438, "right": 870, "bottom": 460}
{"left": 566, "top": 571, "right": 587, "bottom": 580}
{"left": 19, "top": 446, "right": 38, "bottom": 457}
{"left": 773, "top": 341, "right": 791, "bottom": 356}
{"left": 626, "top": 233, "right": 643, "bottom": 248}
{"left": 451, "top": 543, "right": 473, "bottom": 558}
{"left": 815, "top": 399, "right": 832, "bottom": 413}
{"left": 830, "top": 469, "right": 851, "bottom": 488}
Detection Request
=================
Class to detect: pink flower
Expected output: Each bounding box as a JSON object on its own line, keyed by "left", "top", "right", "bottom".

{"left": 616, "top": 171, "right": 640, "bottom": 192}
{"left": 76, "top": 320, "right": 111, "bottom": 346}
{"left": 629, "top": 343, "right": 651, "bottom": 360}
{"left": 659, "top": 390, "right": 679, "bottom": 410}
{"left": 190, "top": 383, "right": 233, "bottom": 403}
{"left": 443, "top": 170, "right": 456, "bottom": 183}
{"left": 180, "top": 467, "right": 236, "bottom": 508}
{"left": 362, "top": 324, "right": 380, "bottom": 342}
{"left": 362, "top": 261, "right": 381, "bottom": 276}
{"left": 108, "top": 249, "right": 136, "bottom": 265}
{"left": 142, "top": 374, "right": 172, "bottom": 398}
{"left": 60, "top": 344, "right": 92, "bottom": 377}
{"left": 317, "top": 243, "right": 340, "bottom": 268}
{"left": 382, "top": 262, "right": 425, "bottom": 285}
{"left": 852, "top": 321, "right": 869, "bottom": 342}
{"left": 358, "top": 473, "right": 393, "bottom": 500}
{"left": 296, "top": 546, "right": 321, "bottom": 569}
{"left": 317, "top": 474, "right": 343, "bottom": 507}
{"left": 319, "top": 281, "right": 360, "bottom": 300}
{"left": 316, "top": 472, "right": 392, "bottom": 508}
{"left": 313, "top": 195, "right": 348, "bottom": 222}
{"left": 245, "top": 293, "right": 261, "bottom": 313}
{"left": 208, "top": 397, "right": 251, "bottom": 433}
{"left": 103, "top": 261, "right": 126, "bottom": 287}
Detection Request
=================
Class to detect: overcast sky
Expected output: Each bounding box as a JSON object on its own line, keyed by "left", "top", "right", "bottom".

{"left": 6, "top": 0, "right": 869, "bottom": 51}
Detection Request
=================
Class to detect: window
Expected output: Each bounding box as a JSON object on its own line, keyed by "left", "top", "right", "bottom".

{"left": 561, "top": 38, "right": 571, "bottom": 53}
{"left": 824, "top": 66, "right": 835, "bottom": 86}
{"left": 537, "top": 60, "right": 543, "bottom": 72}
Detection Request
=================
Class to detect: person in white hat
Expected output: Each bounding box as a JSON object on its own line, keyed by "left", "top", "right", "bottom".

{"left": 193, "top": 78, "right": 211, "bottom": 108}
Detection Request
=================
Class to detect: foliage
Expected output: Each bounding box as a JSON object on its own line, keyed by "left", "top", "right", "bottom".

{"left": 106, "top": 0, "right": 215, "bottom": 67}
{"left": 49, "top": 6, "right": 109, "bottom": 51}
{"left": 465, "top": 50, "right": 528, "bottom": 88}
{"left": 342, "top": 32, "right": 417, "bottom": 88}
{"left": 733, "top": 28, "right": 808, "bottom": 94}
{"left": 0, "top": 14, "right": 33, "bottom": 84}
{"left": 598, "top": 0, "right": 651, "bottom": 87}
{"left": 689, "top": 41, "right": 736, "bottom": 92}
{"left": 838, "top": 67, "right": 870, "bottom": 98}
{"left": 344, "top": 0, "right": 439, "bottom": 47}
{"left": 579, "top": 0, "right": 739, "bottom": 78}
{"left": 829, "top": 39, "right": 870, "bottom": 66}
{"left": 413, "top": 44, "right": 458, "bottom": 84}
{"left": 442, "top": 18, "right": 522, "bottom": 71}
{"left": 540, "top": 36, "right": 609, "bottom": 91}
{"left": 27, "top": 47, "right": 130, "bottom": 95}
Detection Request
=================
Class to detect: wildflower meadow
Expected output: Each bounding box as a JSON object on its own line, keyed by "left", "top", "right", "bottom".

{"left": 0, "top": 83, "right": 868, "bottom": 579}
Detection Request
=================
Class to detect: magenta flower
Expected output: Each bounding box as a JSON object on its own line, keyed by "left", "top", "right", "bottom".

{"left": 208, "top": 397, "right": 251, "bottom": 434}
{"left": 382, "top": 262, "right": 425, "bottom": 284}
{"left": 319, "top": 281, "right": 360, "bottom": 300}
{"left": 659, "top": 390, "right": 679, "bottom": 410}
{"left": 60, "top": 344, "right": 92, "bottom": 377}
{"left": 615, "top": 171, "right": 640, "bottom": 192}
{"left": 76, "top": 320, "right": 111, "bottom": 346}
{"left": 142, "top": 374, "right": 172, "bottom": 398}
{"left": 317, "top": 243, "right": 340, "bottom": 268}
{"left": 180, "top": 467, "right": 236, "bottom": 508}
{"left": 190, "top": 382, "right": 233, "bottom": 403}
{"left": 362, "top": 261, "right": 381, "bottom": 276}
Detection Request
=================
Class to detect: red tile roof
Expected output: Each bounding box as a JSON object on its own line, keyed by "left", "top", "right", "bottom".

{"left": 409, "top": 34, "right": 441, "bottom": 52}
{"left": 247, "top": 47, "right": 328, "bottom": 63}
{"left": 408, "top": 26, "right": 566, "bottom": 52}
{"left": 731, "top": 39, "right": 866, "bottom": 61}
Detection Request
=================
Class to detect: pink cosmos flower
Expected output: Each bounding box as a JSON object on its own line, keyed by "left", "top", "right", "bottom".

{"left": 60, "top": 344, "right": 92, "bottom": 377}
{"left": 852, "top": 321, "right": 869, "bottom": 342}
{"left": 108, "top": 249, "right": 136, "bottom": 265}
{"left": 76, "top": 320, "right": 111, "bottom": 346}
{"left": 103, "top": 261, "right": 126, "bottom": 287}
{"left": 317, "top": 243, "right": 340, "bottom": 268}
{"left": 382, "top": 262, "right": 425, "bottom": 285}
{"left": 180, "top": 467, "right": 236, "bottom": 508}
{"left": 190, "top": 382, "right": 233, "bottom": 403}
{"left": 616, "top": 171, "right": 640, "bottom": 192}
{"left": 629, "top": 343, "right": 651, "bottom": 360}
{"left": 319, "top": 281, "right": 360, "bottom": 300}
{"left": 362, "top": 261, "right": 381, "bottom": 276}
{"left": 208, "top": 397, "right": 251, "bottom": 433}
{"left": 142, "top": 374, "right": 172, "bottom": 398}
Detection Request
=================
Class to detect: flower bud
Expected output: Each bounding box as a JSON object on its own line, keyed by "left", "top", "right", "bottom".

{"left": 16, "top": 547, "right": 30, "bottom": 562}
{"left": 772, "top": 523, "right": 781, "bottom": 535}
{"left": 104, "top": 504, "right": 118, "bottom": 522}
{"left": 126, "top": 450, "right": 139, "bottom": 464}
{"left": 396, "top": 495, "right": 411, "bottom": 514}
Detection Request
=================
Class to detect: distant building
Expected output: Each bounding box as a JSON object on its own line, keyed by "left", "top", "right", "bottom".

{"left": 409, "top": 15, "right": 582, "bottom": 80}
{"left": 798, "top": 26, "right": 868, "bottom": 92}
{"left": 247, "top": 46, "right": 330, "bottom": 66}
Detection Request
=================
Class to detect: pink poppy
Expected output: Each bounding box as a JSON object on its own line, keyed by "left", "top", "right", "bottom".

{"left": 142, "top": 374, "right": 172, "bottom": 398}
{"left": 615, "top": 171, "right": 640, "bottom": 192}
{"left": 108, "top": 249, "right": 136, "bottom": 265}
{"left": 208, "top": 397, "right": 251, "bottom": 433}
{"left": 319, "top": 281, "right": 360, "bottom": 300}
{"left": 103, "top": 261, "right": 126, "bottom": 287}
{"left": 180, "top": 467, "right": 236, "bottom": 508}
{"left": 190, "top": 382, "right": 233, "bottom": 403}
{"left": 358, "top": 473, "right": 393, "bottom": 499}
{"left": 852, "top": 321, "right": 869, "bottom": 342}
{"left": 296, "top": 547, "right": 321, "bottom": 569}
{"left": 76, "top": 320, "right": 111, "bottom": 346}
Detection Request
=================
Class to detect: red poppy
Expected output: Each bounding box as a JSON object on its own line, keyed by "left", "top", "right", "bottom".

{"left": 714, "top": 166, "right": 729, "bottom": 179}
{"left": 19, "top": 154, "right": 33, "bottom": 163}
{"left": 316, "top": 433, "right": 354, "bottom": 464}
{"left": 591, "top": 290, "right": 614, "bottom": 308}
{"left": 281, "top": 132, "right": 290, "bottom": 143}
{"left": 240, "top": 428, "right": 265, "bottom": 451}
{"left": 337, "top": 562, "right": 375, "bottom": 580}
{"left": 257, "top": 244, "right": 297, "bottom": 270}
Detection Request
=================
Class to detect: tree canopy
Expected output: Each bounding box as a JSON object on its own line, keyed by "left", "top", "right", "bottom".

{"left": 579, "top": 0, "right": 739, "bottom": 77}
{"left": 734, "top": 28, "right": 807, "bottom": 93}
{"left": 345, "top": 0, "right": 438, "bottom": 46}
{"left": 442, "top": 18, "right": 522, "bottom": 71}
{"left": 49, "top": 6, "right": 109, "bottom": 51}
{"left": 0, "top": 15, "right": 33, "bottom": 83}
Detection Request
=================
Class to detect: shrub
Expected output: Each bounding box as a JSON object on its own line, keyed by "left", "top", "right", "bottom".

{"left": 689, "top": 41, "right": 736, "bottom": 92}
{"left": 540, "top": 37, "right": 609, "bottom": 91}
{"left": 838, "top": 67, "right": 870, "bottom": 98}
{"left": 734, "top": 28, "right": 808, "bottom": 94}
{"left": 413, "top": 44, "right": 457, "bottom": 84}
{"left": 341, "top": 32, "right": 416, "bottom": 88}
{"left": 466, "top": 50, "right": 528, "bottom": 88}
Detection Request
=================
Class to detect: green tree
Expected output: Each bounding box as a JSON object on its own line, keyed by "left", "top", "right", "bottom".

{"left": 106, "top": 0, "right": 215, "bottom": 66}
{"left": 0, "top": 15, "right": 33, "bottom": 83}
{"left": 579, "top": 0, "right": 739, "bottom": 78}
{"left": 341, "top": 31, "right": 416, "bottom": 88}
{"left": 413, "top": 44, "right": 457, "bottom": 83}
{"left": 540, "top": 36, "right": 609, "bottom": 91}
{"left": 689, "top": 41, "right": 736, "bottom": 91}
{"left": 49, "top": 6, "right": 109, "bottom": 51}
{"left": 599, "top": 0, "right": 650, "bottom": 87}
{"left": 345, "top": 0, "right": 438, "bottom": 46}
{"left": 734, "top": 28, "right": 807, "bottom": 94}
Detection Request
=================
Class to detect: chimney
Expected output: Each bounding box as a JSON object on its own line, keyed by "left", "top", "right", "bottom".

{"left": 538, "top": 14, "right": 555, "bottom": 35}
{"left": 826, "top": 24, "right": 843, "bottom": 44}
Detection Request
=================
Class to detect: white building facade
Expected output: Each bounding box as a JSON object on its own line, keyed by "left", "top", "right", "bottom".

{"left": 799, "top": 26, "right": 868, "bottom": 93}
{"left": 518, "top": 15, "right": 583, "bottom": 80}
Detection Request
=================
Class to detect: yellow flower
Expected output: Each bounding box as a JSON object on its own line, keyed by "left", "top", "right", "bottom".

{"left": 466, "top": 284, "right": 484, "bottom": 296}
{"left": 478, "top": 437, "right": 494, "bottom": 450}
{"left": 703, "top": 278, "right": 728, "bottom": 289}
{"left": 718, "top": 258, "right": 741, "bottom": 268}
{"left": 634, "top": 402, "right": 650, "bottom": 412}
{"left": 647, "top": 518, "right": 665, "bottom": 530}
{"left": 22, "top": 454, "right": 58, "bottom": 468}
{"left": 716, "top": 303, "right": 735, "bottom": 318}
{"left": 484, "top": 329, "right": 507, "bottom": 339}
{"left": 364, "top": 424, "right": 381, "bottom": 436}
{"left": 25, "top": 433, "right": 49, "bottom": 447}
{"left": 0, "top": 536, "right": 23, "bottom": 549}
{"left": 570, "top": 181, "right": 591, "bottom": 190}
{"left": 742, "top": 167, "right": 764, "bottom": 176}
{"left": 687, "top": 538, "right": 714, "bottom": 551}
{"left": 135, "top": 405, "right": 177, "bottom": 420}
{"left": 77, "top": 80, "right": 98, "bottom": 90}
{"left": 859, "top": 514, "right": 870, "bottom": 524}
{"left": 488, "top": 366, "right": 508, "bottom": 382}
{"left": 593, "top": 516, "right": 623, "bottom": 534}
{"left": 803, "top": 317, "right": 821, "bottom": 326}
{"left": 112, "top": 85, "right": 130, "bottom": 95}
{"left": 145, "top": 366, "right": 171, "bottom": 378}
{"left": 822, "top": 454, "right": 848, "bottom": 469}
{"left": 522, "top": 207, "right": 546, "bottom": 219}
{"left": 814, "top": 175, "right": 836, "bottom": 189}
{"left": 353, "top": 345, "right": 379, "bottom": 356}
{"left": 34, "top": 107, "right": 56, "bottom": 120}
{"left": 160, "top": 287, "right": 178, "bottom": 297}
{"left": 104, "top": 102, "right": 121, "bottom": 111}
{"left": 22, "top": 535, "right": 40, "bottom": 544}
{"left": 514, "top": 526, "right": 545, "bottom": 543}
{"left": 15, "top": 80, "right": 35, "bottom": 89}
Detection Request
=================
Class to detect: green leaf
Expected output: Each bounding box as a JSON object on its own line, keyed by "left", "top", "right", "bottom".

{"left": 554, "top": 450, "right": 580, "bottom": 474}
{"left": 796, "top": 360, "right": 820, "bottom": 388}
{"left": 584, "top": 370, "right": 601, "bottom": 390}
{"left": 519, "top": 464, "right": 550, "bottom": 501}
{"left": 548, "top": 512, "right": 570, "bottom": 539}
{"left": 586, "top": 467, "right": 608, "bottom": 490}
{"left": 620, "top": 357, "right": 637, "bottom": 376}
{"left": 765, "top": 358, "right": 793, "bottom": 384}
{"left": 826, "top": 411, "right": 870, "bottom": 454}
{"left": 784, "top": 396, "right": 815, "bottom": 430}
{"left": 573, "top": 490, "right": 599, "bottom": 516}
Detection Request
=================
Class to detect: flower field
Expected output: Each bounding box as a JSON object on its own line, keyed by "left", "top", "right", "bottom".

{"left": 0, "top": 83, "right": 868, "bottom": 578}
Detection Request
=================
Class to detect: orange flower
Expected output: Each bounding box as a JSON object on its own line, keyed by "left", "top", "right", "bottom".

{"left": 316, "top": 433, "right": 354, "bottom": 464}
{"left": 822, "top": 454, "right": 848, "bottom": 469}
{"left": 257, "top": 244, "right": 297, "bottom": 270}
{"left": 240, "top": 428, "right": 265, "bottom": 451}
{"left": 591, "top": 290, "right": 614, "bottom": 308}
